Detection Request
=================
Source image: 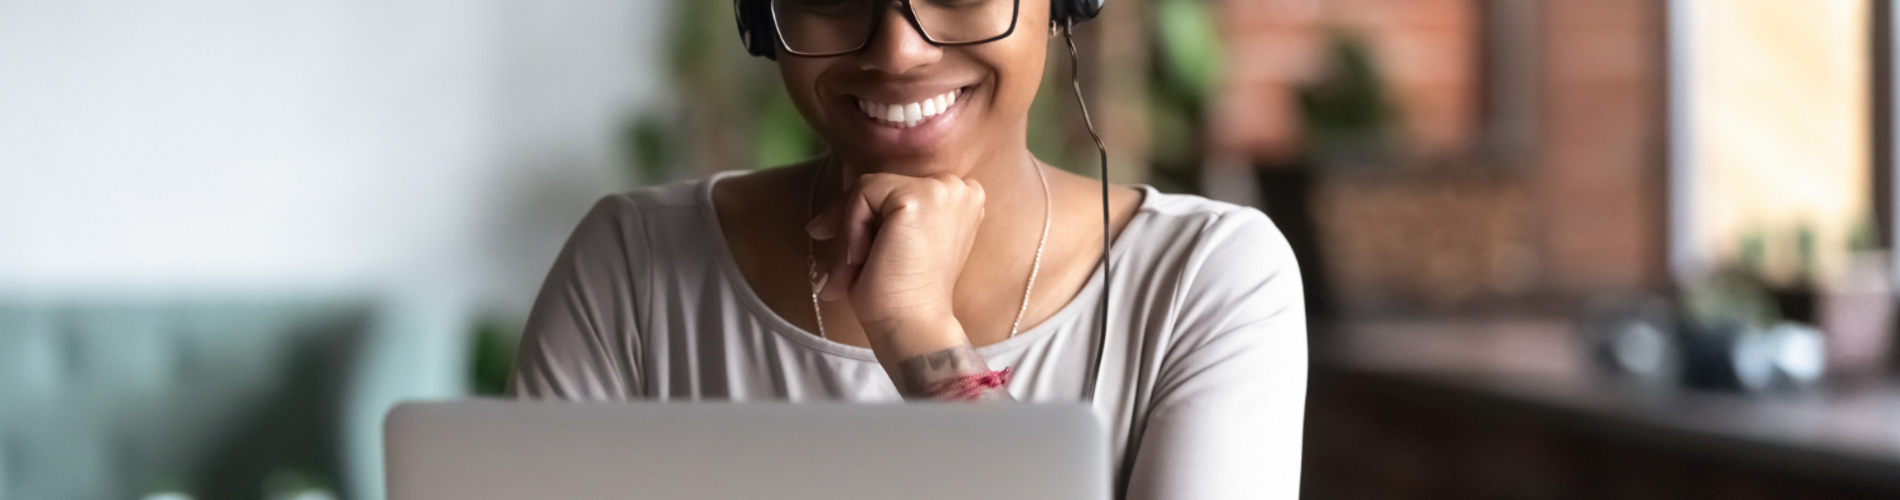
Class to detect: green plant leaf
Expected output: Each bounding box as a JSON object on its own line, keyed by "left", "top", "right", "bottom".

{"left": 1155, "top": 0, "right": 1225, "bottom": 105}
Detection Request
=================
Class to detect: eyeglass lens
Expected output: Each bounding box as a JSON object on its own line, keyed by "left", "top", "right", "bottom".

{"left": 771, "top": 0, "right": 1017, "bottom": 55}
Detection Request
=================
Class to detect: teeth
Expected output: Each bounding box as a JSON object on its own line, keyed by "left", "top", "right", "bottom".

{"left": 856, "top": 89, "right": 961, "bottom": 128}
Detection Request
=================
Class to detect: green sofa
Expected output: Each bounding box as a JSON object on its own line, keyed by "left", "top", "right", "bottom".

{"left": 0, "top": 295, "right": 469, "bottom": 500}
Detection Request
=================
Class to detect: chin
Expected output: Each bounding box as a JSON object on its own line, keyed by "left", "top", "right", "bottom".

{"left": 823, "top": 125, "right": 982, "bottom": 175}
{"left": 828, "top": 148, "right": 965, "bottom": 177}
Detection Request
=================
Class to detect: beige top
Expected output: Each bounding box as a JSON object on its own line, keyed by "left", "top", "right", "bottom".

{"left": 509, "top": 171, "right": 1307, "bottom": 499}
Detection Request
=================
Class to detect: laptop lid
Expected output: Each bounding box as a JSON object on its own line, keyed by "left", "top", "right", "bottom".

{"left": 384, "top": 400, "right": 1108, "bottom": 500}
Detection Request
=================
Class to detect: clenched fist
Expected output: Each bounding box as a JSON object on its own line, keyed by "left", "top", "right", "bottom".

{"left": 806, "top": 172, "right": 986, "bottom": 362}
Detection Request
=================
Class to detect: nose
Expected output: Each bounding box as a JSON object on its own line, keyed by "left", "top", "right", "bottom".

{"left": 856, "top": 2, "right": 942, "bottom": 74}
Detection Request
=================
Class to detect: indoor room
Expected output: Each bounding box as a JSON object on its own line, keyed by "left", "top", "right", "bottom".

{"left": 2, "top": 0, "right": 1894, "bottom": 498}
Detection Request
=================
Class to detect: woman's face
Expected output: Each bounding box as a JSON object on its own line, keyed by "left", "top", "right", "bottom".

{"left": 777, "top": 0, "right": 1050, "bottom": 176}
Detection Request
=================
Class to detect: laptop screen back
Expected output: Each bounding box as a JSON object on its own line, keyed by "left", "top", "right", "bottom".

{"left": 384, "top": 400, "right": 1107, "bottom": 500}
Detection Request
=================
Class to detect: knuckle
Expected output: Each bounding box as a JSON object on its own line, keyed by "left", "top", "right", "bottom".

{"left": 859, "top": 173, "right": 894, "bottom": 191}
{"left": 922, "top": 176, "right": 947, "bottom": 190}
{"left": 888, "top": 192, "right": 922, "bottom": 211}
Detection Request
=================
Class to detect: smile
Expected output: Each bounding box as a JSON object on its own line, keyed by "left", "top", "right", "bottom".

{"left": 856, "top": 88, "right": 960, "bottom": 129}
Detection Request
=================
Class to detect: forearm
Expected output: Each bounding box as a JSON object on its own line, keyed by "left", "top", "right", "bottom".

{"left": 864, "top": 315, "right": 1012, "bottom": 401}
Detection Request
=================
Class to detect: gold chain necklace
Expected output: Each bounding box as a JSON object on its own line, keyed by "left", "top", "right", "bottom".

{"left": 804, "top": 156, "right": 1051, "bottom": 340}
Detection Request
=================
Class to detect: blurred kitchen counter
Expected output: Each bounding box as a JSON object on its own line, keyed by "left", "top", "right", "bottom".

{"left": 1303, "top": 317, "right": 1900, "bottom": 500}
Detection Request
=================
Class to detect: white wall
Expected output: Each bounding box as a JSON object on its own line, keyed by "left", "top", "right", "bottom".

{"left": 0, "top": 0, "right": 669, "bottom": 311}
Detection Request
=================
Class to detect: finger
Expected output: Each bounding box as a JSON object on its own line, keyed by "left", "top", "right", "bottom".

{"left": 825, "top": 195, "right": 881, "bottom": 300}
{"left": 963, "top": 177, "right": 986, "bottom": 219}
{"left": 813, "top": 233, "right": 851, "bottom": 301}
{"left": 806, "top": 201, "right": 841, "bottom": 241}
{"left": 821, "top": 252, "right": 860, "bottom": 302}
{"left": 843, "top": 179, "right": 887, "bottom": 266}
{"left": 820, "top": 219, "right": 865, "bottom": 302}
{"left": 819, "top": 176, "right": 880, "bottom": 301}
{"left": 803, "top": 195, "right": 841, "bottom": 298}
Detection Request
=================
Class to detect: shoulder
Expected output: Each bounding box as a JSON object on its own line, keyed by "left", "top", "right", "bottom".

{"left": 1123, "top": 192, "right": 1305, "bottom": 395}
{"left": 1137, "top": 189, "right": 1273, "bottom": 229}
{"left": 707, "top": 164, "right": 812, "bottom": 228}
{"left": 593, "top": 175, "right": 717, "bottom": 216}
{"left": 1112, "top": 196, "right": 1307, "bottom": 500}
{"left": 572, "top": 173, "right": 737, "bottom": 235}
{"left": 1118, "top": 190, "right": 1302, "bottom": 346}
{"left": 553, "top": 174, "right": 737, "bottom": 272}
{"left": 1126, "top": 189, "right": 1296, "bottom": 277}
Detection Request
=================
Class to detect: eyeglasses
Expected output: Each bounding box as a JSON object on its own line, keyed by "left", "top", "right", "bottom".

{"left": 770, "top": 0, "right": 1021, "bottom": 57}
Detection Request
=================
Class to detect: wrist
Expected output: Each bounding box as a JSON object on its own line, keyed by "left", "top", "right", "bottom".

{"left": 862, "top": 312, "right": 970, "bottom": 362}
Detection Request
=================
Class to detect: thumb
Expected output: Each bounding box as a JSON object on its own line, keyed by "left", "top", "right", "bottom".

{"left": 806, "top": 202, "right": 842, "bottom": 241}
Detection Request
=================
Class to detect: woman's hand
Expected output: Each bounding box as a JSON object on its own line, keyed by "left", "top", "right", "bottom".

{"left": 806, "top": 171, "right": 992, "bottom": 389}
{"left": 807, "top": 172, "right": 985, "bottom": 339}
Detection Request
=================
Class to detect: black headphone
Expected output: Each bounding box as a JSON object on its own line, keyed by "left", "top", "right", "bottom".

{"left": 734, "top": 0, "right": 1104, "bottom": 60}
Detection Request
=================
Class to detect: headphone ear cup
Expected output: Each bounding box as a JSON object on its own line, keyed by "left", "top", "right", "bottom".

{"left": 735, "top": 0, "right": 780, "bottom": 59}
{"left": 1050, "top": 0, "right": 1103, "bottom": 26}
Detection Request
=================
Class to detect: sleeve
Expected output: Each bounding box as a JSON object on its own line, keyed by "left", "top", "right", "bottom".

{"left": 507, "top": 194, "right": 648, "bottom": 401}
{"left": 1123, "top": 208, "right": 1308, "bottom": 499}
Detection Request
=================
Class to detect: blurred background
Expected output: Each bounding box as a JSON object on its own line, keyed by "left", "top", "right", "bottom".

{"left": 2, "top": 0, "right": 1898, "bottom": 498}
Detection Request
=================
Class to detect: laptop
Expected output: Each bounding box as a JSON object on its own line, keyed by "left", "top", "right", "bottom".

{"left": 384, "top": 400, "right": 1108, "bottom": 500}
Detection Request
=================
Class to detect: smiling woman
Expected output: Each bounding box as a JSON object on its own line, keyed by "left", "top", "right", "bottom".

{"left": 508, "top": 0, "right": 1307, "bottom": 497}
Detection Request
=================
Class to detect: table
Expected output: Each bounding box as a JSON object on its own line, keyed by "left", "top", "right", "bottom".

{"left": 1303, "top": 318, "right": 1900, "bottom": 499}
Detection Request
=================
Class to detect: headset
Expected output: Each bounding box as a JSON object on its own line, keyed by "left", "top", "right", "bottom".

{"left": 733, "top": 0, "right": 1114, "bottom": 404}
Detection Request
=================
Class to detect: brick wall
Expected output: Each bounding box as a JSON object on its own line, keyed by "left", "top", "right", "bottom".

{"left": 1533, "top": 0, "right": 1669, "bottom": 294}
{"left": 1214, "top": 0, "right": 1669, "bottom": 310}
{"left": 1215, "top": 0, "right": 1479, "bottom": 163}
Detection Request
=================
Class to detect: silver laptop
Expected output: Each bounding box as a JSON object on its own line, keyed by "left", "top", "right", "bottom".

{"left": 384, "top": 400, "right": 1108, "bottom": 500}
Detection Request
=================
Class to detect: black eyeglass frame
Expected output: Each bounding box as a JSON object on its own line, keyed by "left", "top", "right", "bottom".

{"left": 768, "top": 0, "right": 1022, "bottom": 57}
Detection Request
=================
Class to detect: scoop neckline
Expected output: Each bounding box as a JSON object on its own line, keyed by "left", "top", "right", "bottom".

{"left": 697, "top": 169, "right": 1157, "bottom": 362}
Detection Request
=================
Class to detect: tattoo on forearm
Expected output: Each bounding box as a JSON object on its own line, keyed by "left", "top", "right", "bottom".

{"left": 897, "top": 345, "right": 1013, "bottom": 401}
{"left": 898, "top": 345, "right": 985, "bottom": 393}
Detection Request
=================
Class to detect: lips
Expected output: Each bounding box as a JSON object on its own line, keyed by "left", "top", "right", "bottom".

{"left": 855, "top": 88, "right": 960, "bottom": 128}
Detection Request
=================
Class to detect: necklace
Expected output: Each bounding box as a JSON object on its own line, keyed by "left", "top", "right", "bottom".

{"left": 805, "top": 155, "right": 1052, "bottom": 340}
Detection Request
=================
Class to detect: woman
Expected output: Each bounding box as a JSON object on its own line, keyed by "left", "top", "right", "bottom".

{"left": 509, "top": 0, "right": 1307, "bottom": 496}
